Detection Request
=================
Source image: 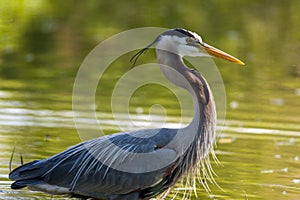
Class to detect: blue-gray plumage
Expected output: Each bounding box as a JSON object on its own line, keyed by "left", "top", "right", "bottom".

{"left": 9, "top": 28, "right": 244, "bottom": 200}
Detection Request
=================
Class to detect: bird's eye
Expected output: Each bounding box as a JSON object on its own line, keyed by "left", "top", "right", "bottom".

{"left": 186, "top": 37, "right": 194, "bottom": 45}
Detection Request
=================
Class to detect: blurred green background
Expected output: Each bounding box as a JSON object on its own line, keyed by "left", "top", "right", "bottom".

{"left": 0, "top": 0, "right": 300, "bottom": 199}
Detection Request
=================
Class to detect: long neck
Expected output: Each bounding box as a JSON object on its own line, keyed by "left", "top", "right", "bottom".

{"left": 156, "top": 49, "right": 216, "bottom": 158}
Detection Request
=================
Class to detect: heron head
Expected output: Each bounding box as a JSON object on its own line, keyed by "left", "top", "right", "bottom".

{"left": 130, "top": 28, "right": 244, "bottom": 67}
{"left": 157, "top": 28, "right": 244, "bottom": 65}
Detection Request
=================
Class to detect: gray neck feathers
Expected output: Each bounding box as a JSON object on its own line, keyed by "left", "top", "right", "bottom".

{"left": 156, "top": 48, "right": 216, "bottom": 158}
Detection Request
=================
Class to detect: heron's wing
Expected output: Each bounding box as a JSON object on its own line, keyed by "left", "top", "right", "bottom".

{"left": 9, "top": 128, "right": 179, "bottom": 197}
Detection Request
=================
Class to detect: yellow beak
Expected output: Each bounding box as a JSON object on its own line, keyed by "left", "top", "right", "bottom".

{"left": 201, "top": 43, "right": 245, "bottom": 65}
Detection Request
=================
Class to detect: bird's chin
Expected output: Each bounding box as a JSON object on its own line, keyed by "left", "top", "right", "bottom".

{"left": 188, "top": 52, "right": 210, "bottom": 57}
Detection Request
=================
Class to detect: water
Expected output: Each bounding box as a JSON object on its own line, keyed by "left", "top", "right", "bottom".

{"left": 1, "top": 1, "right": 300, "bottom": 199}
{"left": 0, "top": 85, "right": 299, "bottom": 200}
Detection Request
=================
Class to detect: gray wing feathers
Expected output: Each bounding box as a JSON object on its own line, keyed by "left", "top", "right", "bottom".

{"left": 9, "top": 128, "right": 179, "bottom": 197}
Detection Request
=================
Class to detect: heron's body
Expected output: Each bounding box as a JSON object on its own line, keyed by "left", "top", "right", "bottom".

{"left": 10, "top": 128, "right": 179, "bottom": 199}
{"left": 9, "top": 28, "right": 244, "bottom": 199}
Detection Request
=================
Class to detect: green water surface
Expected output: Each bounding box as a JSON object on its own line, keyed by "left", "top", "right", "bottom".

{"left": 0, "top": 1, "right": 300, "bottom": 199}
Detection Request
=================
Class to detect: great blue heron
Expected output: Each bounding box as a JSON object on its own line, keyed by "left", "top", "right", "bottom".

{"left": 9, "top": 28, "right": 244, "bottom": 200}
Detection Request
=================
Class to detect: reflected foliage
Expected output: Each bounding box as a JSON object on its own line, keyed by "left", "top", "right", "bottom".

{"left": 0, "top": 0, "right": 299, "bottom": 121}
{"left": 0, "top": 1, "right": 299, "bottom": 199}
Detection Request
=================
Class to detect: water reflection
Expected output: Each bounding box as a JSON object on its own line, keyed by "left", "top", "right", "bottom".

{"left": 0, "top": 0, "right": 300, "bottom": 199}
{"left": 0, "top": 94, "right": 299, "bottom": 199}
